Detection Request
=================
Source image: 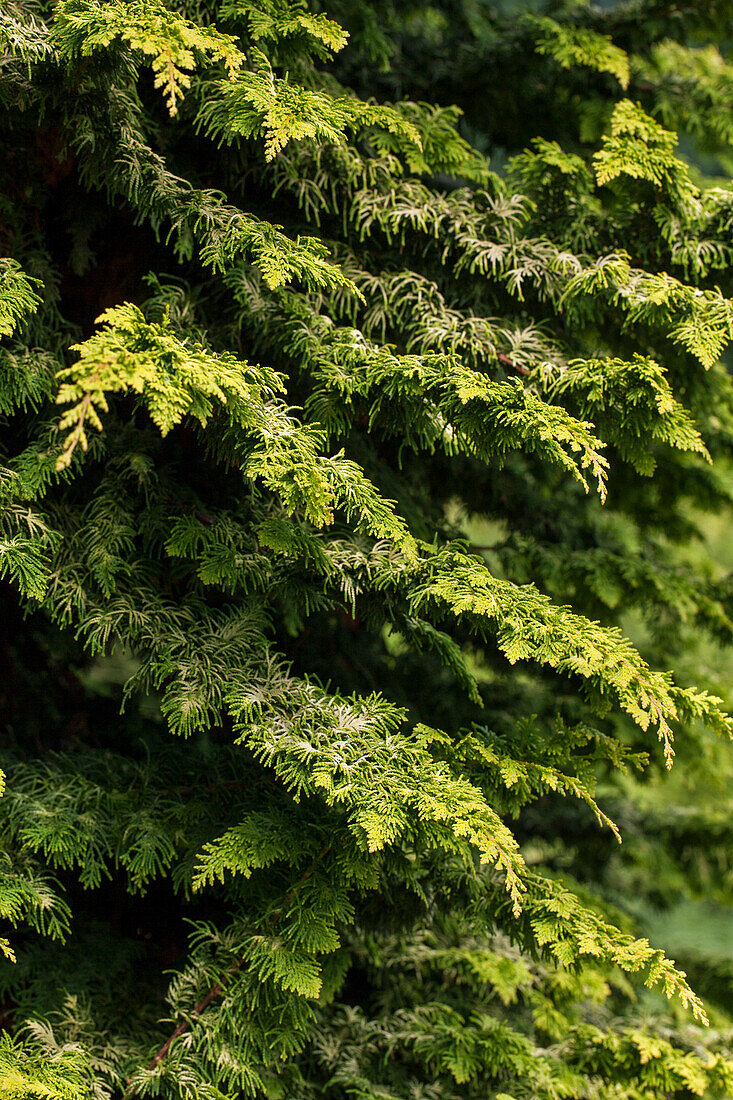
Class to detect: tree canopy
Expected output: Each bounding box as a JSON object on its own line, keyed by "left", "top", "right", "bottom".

{"left": 2, "top": 0, "right": 733, "bottom": 1097}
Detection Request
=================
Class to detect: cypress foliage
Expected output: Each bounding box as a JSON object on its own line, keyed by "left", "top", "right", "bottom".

{"left": 2, "top": 0, "right": 733, "bottom": 1096}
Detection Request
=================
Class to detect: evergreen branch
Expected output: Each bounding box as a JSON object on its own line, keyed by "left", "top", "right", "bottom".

{"left": 0, "top": 259, "right": 42, "bottom": 337}
{"left": 121, "top": 844, "right": 331, "bottom": 1099}
{"left": 64, "top": 80, "right": 360, "bottom": 293}
{"left": 53, "top": 303, "right": 416, "bottom": 552}
{"left": 593, "top": 99, "right": 699, "bottom": 207}
{"left": 219, "top": 0, "right": 348, "bottom": 61}
{"left": 53, "top": 0, "right": 244, "bottom": 115}
{"left": 54, "top": 378, "right": 101, "bottom": 472}
{"left": 525, "top": 14, "right": 631, "bottom": 88}
{"left": 0, "top": 5, "right": 54, "bottom": 64}
{"left": 197, "top": 52, "right": 422, "bottom": 162}
{"left": 0, "top": 1032, "right": 92, "bottom": 1100}
{"left": 224, "top": 275, "right": 609, "bottom": 496}
{"left": 400, "top": 544, "right": 733, "bottom": 760}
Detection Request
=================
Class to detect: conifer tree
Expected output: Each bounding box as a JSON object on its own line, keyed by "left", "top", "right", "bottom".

{"left": 2, "top": 0, "right": 733, "bottom": 1096}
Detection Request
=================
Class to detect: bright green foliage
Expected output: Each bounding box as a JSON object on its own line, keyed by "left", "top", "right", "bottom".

{"left": 198, "top": 50, "right": 422, "bottom": 160}
{"left": 0, "top": 1032, "right": 91, "bottom": 1100}
{"left": 527, "top": 15, "right": 630, "bottom": 90}
{"left": 0, "top": 262, "right": 41, "bottom": 339}
{"left": 221, "top": 0, "right": 348, "bottom": 60}
{"left": 544, "top": 355, "right": 710, "bottom": 475}
{"left": 593, "top": 100, "right": 700, "bottom": 207}
{"left": 54, "top": 0, "right": 244, "bottom": 114}
{"left": 3, "top": 0, "right": 733, "bottom": 1098}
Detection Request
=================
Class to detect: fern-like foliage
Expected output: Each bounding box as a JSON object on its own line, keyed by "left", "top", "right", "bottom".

{"left": 0, "top": 1032, "right": 92, "bottom": 1100}
{"left": 1, "top": 0, "right": 733, "bottom": 1096}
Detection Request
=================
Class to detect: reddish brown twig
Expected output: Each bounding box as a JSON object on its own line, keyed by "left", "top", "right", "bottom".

{"left": 122, "top": 844, "right": 331, "bottom": 1099}
{"left": 497, "top": 352, "right": 530, "bottom": 376}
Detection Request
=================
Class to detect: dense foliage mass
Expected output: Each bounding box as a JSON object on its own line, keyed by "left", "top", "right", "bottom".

{"left": 2, "top": 0, "right": 733, "bottom": 1096}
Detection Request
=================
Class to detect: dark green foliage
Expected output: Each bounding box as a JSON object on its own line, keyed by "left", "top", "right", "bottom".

{"left": 2, "top": 0, "right": 733, "bottom": 1097}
